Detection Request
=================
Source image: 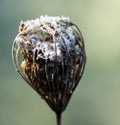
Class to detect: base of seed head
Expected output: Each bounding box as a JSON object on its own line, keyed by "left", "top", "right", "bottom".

{"left": 12, "top": 15, "right": 86, "bottom": 113}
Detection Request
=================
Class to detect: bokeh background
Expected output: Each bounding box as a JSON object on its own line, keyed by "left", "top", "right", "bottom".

{"left": 0, "top": 0, "right": 120, "bottom": 125}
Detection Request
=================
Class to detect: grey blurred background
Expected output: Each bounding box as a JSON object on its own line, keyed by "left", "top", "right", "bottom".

{"left": 0, "top": 0, "right": 120, "bottom": 125}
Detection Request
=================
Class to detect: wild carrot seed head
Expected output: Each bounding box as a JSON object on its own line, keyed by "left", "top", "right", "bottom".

{"left": 12, "top": 15, "right": 86, "bottom": 112}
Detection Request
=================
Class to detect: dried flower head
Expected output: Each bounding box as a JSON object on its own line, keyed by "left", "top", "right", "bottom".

{"left": 12, "top": 16, "right": 86, "bottom": 114}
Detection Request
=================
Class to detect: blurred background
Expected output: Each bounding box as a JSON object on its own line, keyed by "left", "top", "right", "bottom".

{"left": 0, "top": 0, "right": 120, "bottom": 125}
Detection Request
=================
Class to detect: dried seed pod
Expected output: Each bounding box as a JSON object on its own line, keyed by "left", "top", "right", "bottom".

{"left": 12, "top": 16, "right": 86, "bottom": 121}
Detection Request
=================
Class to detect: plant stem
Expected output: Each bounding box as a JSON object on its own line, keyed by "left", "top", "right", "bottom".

{"left": 56, "top": 112, "right": 62, "bottom": 125}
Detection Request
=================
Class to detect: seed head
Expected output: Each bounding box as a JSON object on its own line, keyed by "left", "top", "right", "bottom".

{"left": 12, "top": 15, "right": 86, "bottom": 113}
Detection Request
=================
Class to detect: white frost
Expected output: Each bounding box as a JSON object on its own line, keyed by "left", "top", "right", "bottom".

{"left": 16, "top": 15, "right": 77, "bottom": 62}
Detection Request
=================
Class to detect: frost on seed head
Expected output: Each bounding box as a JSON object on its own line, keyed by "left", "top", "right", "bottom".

{"left": 17, "top": 15, "right": 77, "bottom": 61}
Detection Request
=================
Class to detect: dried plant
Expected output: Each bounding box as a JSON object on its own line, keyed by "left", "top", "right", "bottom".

{"left": 12, "top": 16, "right": 86, "bottom": 125}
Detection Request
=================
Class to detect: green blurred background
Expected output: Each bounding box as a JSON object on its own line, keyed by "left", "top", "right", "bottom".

{"left": 0, "top": 0, "right": 120, "bottom": 125}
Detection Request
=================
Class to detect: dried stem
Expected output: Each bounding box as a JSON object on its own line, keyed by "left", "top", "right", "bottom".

{"left": 56, "top": 112, "right": 62, "bottom": 125}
